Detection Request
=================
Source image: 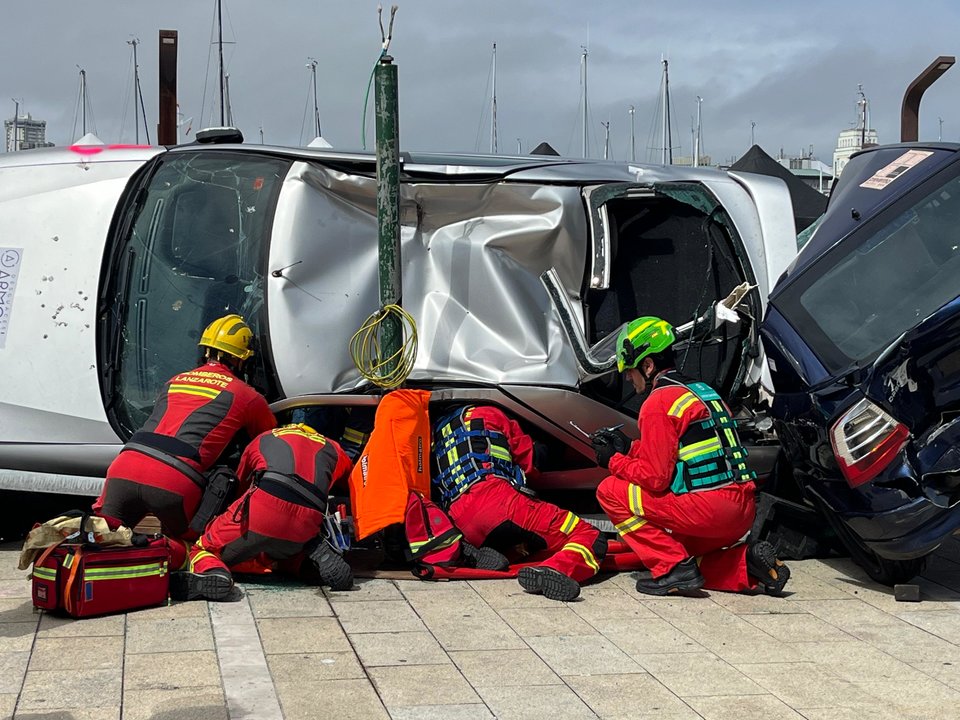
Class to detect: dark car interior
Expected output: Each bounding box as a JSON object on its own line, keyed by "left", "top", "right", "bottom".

{"left": 583, "top": 194, "right": 755, "bottom": 415}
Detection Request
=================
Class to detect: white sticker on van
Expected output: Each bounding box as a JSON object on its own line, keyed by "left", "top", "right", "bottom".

{"left": 0, "top": 248, "right": 24, "bottom": 350}
{"left": 859, "top": 150, "right": 934, "bottom": 190}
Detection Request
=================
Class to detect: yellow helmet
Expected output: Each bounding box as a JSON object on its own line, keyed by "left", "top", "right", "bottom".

{"left": 198, "top": 314, "right": 254, "bottom": 361}
{"left": 290, "top": 423, "right": 318, "bottom": 435}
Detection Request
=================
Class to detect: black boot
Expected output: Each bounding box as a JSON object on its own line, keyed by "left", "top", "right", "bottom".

{"left": 634, "top": 558, "right": 704, "bottom": 596}
{"left": 308, "top": 542, "right": 353, "bottom": 591}
{"left": 169, "top": 568, "right": 235, "bottom": 602}
{"left": 747, "top": 541, "right": 790, "bottom": 596}
{"left": 461, "top": 543, "right": 509, "bottom": 571}
{"left": 517, "top": 566, "right": 581, "bottom": 601}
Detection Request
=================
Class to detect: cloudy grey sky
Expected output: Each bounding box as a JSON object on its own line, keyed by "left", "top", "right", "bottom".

{"left": 4, "top": 0, "right": 960, "bottom": 166}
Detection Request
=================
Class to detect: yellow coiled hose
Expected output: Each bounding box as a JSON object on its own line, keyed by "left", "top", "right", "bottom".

{"left": 349, "top": 304, "right": 418, "bottom": 389}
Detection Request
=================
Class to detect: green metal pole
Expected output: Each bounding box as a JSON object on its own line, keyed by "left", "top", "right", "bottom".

{"left": 375, "top": 54, "right": 402, "bottom": 380}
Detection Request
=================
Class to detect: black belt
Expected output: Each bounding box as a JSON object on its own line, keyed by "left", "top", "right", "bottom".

{"left": 258, "top": 471, "right": 327, "bottom": 512}
{"left": 123, "top": 442, "right": 206, "bottom": 489}
{"left": 129, "top": 431, "right": 201, "bottom": 462}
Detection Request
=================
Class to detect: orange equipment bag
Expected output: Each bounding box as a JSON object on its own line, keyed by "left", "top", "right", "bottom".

{"left": 349, "top": 389, "right": 431, "bottom": 539}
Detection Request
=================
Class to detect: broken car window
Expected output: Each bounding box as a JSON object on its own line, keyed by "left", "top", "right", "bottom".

{"left": 105, "top": 152, "right": 289, "bottom": 434}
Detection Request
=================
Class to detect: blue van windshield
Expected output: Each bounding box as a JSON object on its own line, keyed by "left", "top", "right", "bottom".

{"left": 778, "top": 167, "right": 960, "bottom": 373}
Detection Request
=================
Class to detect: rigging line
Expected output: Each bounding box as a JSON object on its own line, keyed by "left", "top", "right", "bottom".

{"left": 566, "top": 66, "right": 584, "bottom": 156}
{"left": 565, "top": 101, "right": 580, "bottom": 157}
{"left": 71, "top": 79, "right": 82, "bottom": 141}
{"left": 298, "top": 71, "right": 312, "bottom": 146}
{"left": 117, "top": 49, "right": 134, "bottom": 143}
{"left": 136, "top": 65, "right": 151, "bottom": 145}
{"left": 474, "top": 51, "right": 493, "bottom": 154}
{"left": 85, "top": 77, "right": 98, "bottom": 136}
{"left": 199, "top": 2, "right": 217, "bottom": 131}
{"left": 645, "top": 86, "right": 662, "bottom": 163}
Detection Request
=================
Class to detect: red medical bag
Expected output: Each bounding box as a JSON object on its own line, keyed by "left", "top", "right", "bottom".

{"left": 32, "top": 541, "right": 171, "bottom": 618}
{"left": 404, "top": 491, "right": 464, "bottom": 569}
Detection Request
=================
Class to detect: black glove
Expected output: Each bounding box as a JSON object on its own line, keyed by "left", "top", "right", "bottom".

{"left": 593, "top": 440, "right": 616, "bottom": 468}
{"left": 591, "top": 428, "right": 630, "bottom": 454}
{"left": 591, "top": 428, "right": 630, "bottom": 469}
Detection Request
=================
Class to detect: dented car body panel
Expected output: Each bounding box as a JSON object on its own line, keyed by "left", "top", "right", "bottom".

{"left": 0, "top": 142, "right": 798, "bottom": 495}
{"left": 763, "top": 141, "right": 960, "bottom": 565}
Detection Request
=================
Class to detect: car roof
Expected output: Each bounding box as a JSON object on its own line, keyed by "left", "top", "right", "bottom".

{"left": 162, "top": 143, "right": 741, "bottom": 184}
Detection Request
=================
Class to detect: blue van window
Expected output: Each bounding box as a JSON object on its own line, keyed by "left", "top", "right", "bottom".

{"left": 789, "top": 171, "right": 960, "bottom": 372}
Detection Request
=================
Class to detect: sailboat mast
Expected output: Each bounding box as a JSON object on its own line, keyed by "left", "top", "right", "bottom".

{"left": 310, "top": 59, "right": 321, "bottom": 137}
{"left": 79, "top": 68, "right": 87, "bottom": 136}
{"left": 224, "top": 74, "right": 233, "bottom": 126}
{"left": 661, "top": 58, "right": 672, "bottom": 165}
{"left": 490, "top": 43, "right": 497, "bottom": 154}
{"left": 694, "top": 95, "right": 702, "bottom": 167}
{"left": 581, "top": 46, "right": 588, "bottom": 158}
{"left": 127, "top": 39, "right": 140, "bottom": 143}
{"left": 628, "top": 105, "right": 635, "bottom": 162}
{"left": 217, "top": 0, "right": 226, "bottom": 126}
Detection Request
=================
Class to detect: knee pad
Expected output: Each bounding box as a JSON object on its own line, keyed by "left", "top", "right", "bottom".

{"left": 592, "top": 534, "right": 609, "bottom": 560}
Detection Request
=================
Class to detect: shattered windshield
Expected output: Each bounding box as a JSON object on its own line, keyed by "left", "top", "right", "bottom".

{"left": 779, "top": 167, "right": 960, "bottom": 373}
{"left": 104, "top": 151, "right": 289, "bottom": 435}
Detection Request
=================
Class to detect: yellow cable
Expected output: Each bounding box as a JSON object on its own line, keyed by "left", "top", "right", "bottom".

{"left": 349, "top": 304, "right": 418, "bottom": 389}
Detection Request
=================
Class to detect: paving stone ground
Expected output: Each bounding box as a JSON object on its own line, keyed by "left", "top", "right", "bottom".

{"left": 5, "top": 536, "right": 960, "bottom": 720}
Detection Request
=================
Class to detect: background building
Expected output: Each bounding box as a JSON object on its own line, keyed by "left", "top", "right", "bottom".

{"left": 5, "top": 113, "right": 54, "bottom": 152}
{"left": 673, "top": 154, "right": 713, "bottom": 167}
{"left": 833, "top": 86, "right": 878, "bottom": 179}
{"left": 776, "top": 153, "right": 835, "bottom": 195}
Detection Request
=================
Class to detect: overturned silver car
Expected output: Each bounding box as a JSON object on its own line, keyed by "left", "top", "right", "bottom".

{"left": 0, "top": 140, "right": 798, "bottom": 499}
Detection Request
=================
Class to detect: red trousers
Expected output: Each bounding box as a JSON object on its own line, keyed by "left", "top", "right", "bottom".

{"left": 198, "top": 488, "right": 325, "bottom": 573}
{"left": 596, "top": 477, "right": 756, "bottom": 592}
{"left": 448, "top": 477, "right": 605, "bottom": 583}
{"left": 93, "top": 451, "right": 203, "bottom": 540}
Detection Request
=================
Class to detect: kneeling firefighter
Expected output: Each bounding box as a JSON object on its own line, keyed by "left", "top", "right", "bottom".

{"left": 94, "top": 314, "right": 276, "bottom": 538}
{"left": 433, "top": 405, "right": 607, "bottom": 601}
{"left": 173, "top": 423, "right": 355, "bottom": 601}
{"left": 594, "top": 316, "right": 790, "bottom": 596}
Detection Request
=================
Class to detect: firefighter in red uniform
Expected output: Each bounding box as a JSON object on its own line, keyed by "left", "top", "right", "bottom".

{"left": 173, "top": 423, "right": 355, "bottom": 601}
{"left": 594, "top": 316, "right": 790, "bottom": 596}
{"left": 94, "top": 314, "right": 276, "bottom": 540}
{"left": 433, "top": 405, "right": 607, "bottom": 602}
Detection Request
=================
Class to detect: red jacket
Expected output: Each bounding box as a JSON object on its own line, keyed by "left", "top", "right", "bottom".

{"left": 137, "top": 360, "right": 276, "bottom": 471}
{"left": 607, "top": 375, "right": 710, "bottom": 493}
{"left": 237, "top": 426, "right": 353, "bottom": 494}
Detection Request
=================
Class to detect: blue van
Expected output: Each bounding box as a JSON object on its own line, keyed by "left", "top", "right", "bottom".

{"left": 762, "top": 142, "right": 960, "bottom": 584}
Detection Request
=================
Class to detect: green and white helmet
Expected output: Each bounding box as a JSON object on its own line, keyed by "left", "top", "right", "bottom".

{"left": 616, "top": 316, "right": 675, "bottom": 371}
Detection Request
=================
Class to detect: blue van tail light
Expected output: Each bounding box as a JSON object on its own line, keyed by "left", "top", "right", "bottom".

{"left": 830, "top": 398, "right": 910, "bottom": 488}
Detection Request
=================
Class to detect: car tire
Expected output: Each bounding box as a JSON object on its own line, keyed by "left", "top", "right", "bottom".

{"left": 816, "top": 500, "right": 928, "bottom": 585}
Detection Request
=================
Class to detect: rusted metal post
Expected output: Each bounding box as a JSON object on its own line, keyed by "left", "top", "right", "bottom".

{"left": 375, "top": 53, "right": 401, "bottom": 378}
{"left": 901, "top": 56, "right": 954, "bottom": 142}
{"left": 157, "top": 30, "right": 178, "bottom": 145}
